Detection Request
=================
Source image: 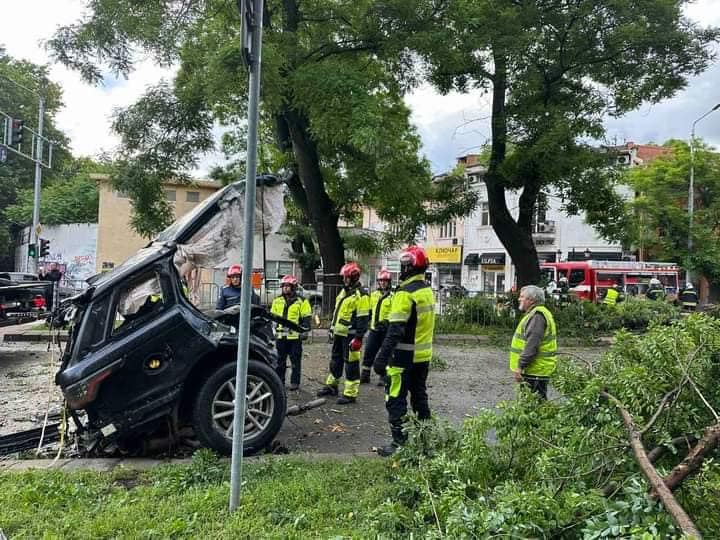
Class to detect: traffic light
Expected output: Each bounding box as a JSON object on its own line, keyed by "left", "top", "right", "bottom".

{"left": 28, "top": 243, "right": 37, "bottom": 258}
{"left": 39, "top": 238, "right": 50, "bottom": 258}
{"left": 10, "top": 118, "right": 24, "bottom": 145}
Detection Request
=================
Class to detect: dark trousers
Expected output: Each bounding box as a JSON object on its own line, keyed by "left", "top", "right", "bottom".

{"left": 386, "top": 362, "right": 430, "bottom": 444}
{"left": 276, "top": 339, "right": 302, "bottom": 386}
{"left": 361, "top": 328, "right": 386, "bottom": 370}
{"left": 329, "top": 335, "right": 360, "bottom": 387}
{"left": 522, "top": 375, "right": 549, "bottom": 400}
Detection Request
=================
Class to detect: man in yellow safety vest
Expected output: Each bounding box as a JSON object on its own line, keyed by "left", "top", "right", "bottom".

{"left": 509, "top": 285, "right": 557, "bottom": 400}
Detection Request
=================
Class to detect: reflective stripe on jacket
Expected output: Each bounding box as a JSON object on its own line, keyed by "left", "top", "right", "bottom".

{"left": 270, "top": 294, "right": 312, "bottom": 339}
{"left": 509, "top": 305, "right": 558, "bottom": 377}
{"left": 370, "top": 290, "right": 393, "bottom": 331}
{"left": 603, "top": 288, "right": 619, "bottom": 306}
{"left": 331, "top": 286, "right": 370, "bottom": 337}
{"left": 387, "top": 274, "right": 435, "bottom": 364}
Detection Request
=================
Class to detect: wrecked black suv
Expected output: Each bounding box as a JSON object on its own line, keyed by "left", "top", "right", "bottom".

{"left": 55, "top": 179, "right": 291, "bottom": 455}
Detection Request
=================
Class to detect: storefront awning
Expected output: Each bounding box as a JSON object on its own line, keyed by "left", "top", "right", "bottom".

{"left": 480, "top": 253, "right": 505, "bottom": 265}
{"left": 463, "top": 253, "right": 479, "bottom": 265}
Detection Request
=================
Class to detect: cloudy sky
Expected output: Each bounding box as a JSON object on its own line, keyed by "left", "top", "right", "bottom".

{"left": 3, "top": 0, "right": 720, "bottom": 176}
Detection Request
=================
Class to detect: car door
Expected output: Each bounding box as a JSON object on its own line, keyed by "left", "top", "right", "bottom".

{"left": 84, "top": 268, "right": 216, "bottom": 426}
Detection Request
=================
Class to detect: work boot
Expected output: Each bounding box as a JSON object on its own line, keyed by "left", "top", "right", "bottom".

{"left": 288, "top": 383, "right": 299, "bottom": 391}
{"left": 316, "top": 385, "right": 338, "bottom": 397}
{"left": 360, "top": 369, "right": 371, "bottom": 384}
{"left": 377, "top": 442, "right": 399, "bottom": 457}
{"left": 336, "top": 395, "right": 356, "bottom": 405}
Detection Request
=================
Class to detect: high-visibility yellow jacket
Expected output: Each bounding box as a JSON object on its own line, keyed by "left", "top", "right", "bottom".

{"left": 331, "top": 285, "right": 370, "bottom": 337}
{"left": 509, "top": 305, "right": 557, "bottom": 377}
{"left": 369, "top": 289, "right": 393, "bottom": 331}
{"left": 271, "top": 294, "right": 312, "bottom": 340}
{"left": 376, "top": 274, "right": 435, "bottom": 367}
{"left": 603, "top": 288, "right": 619, "bottom": 306}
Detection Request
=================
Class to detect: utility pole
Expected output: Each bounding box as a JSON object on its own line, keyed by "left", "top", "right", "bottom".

{"left": 0, "top": 73, "right": 52, "bottom": 274}
{"left": 229, "top": 0, "right": 265, "bottom": 512}
{"left": 31, "top": 97, "right": 45, "bottom": 274}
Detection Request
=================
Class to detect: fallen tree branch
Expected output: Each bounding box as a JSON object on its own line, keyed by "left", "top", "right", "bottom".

{"left": 641, "top": 384, "right": 684, "bottom": 435}
{"left": 647, "top": 435, "right": 699, "bottom": 464}
{"left": 661, "top": 423, "right": 720, "bottom": 494}
{"left": 601, "top": 391, "right": 702, "bottom": 539}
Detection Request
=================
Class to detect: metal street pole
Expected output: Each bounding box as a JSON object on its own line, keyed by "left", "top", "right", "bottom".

{"left": 31, "top": 96, "right": 45, "bottom": 274}
{"left": 229, "top": 0, "right": 264, "bottom": 512}
{"left": 687, "top": 103, "right": 720, "bottom": 286}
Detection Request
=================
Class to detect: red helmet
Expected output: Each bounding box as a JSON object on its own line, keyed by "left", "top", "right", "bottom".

{"left": 400, "top": 246, "right": 429, "bottom": 279}
{"left": 377, "top": 268, "right": 392, "bottom": 281}
{"left": 340, "top": 262, "right": 361, "bottom": 280}
{"left": 280, "top": 274, "right": 298, "bottom": 286}
{"left": 227, "top": 264, "right": 243, "bottom": 277}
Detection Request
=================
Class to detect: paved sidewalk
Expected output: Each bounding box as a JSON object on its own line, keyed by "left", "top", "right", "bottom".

{"left": 0, "top": 452, "right": 378, "bottom": 472}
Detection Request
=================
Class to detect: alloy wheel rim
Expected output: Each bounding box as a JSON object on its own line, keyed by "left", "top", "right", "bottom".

{"left": 211, "top": 374, "right": 275, "bottom": 441}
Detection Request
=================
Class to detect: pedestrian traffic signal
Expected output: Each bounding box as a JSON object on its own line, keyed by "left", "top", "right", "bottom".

{"left": 28, "top": 243, "right": 37, "bottom": 258}
{"left": 39, "top": 238, "right": 50, "bottom": 258}
{"left": 10, "top": 118, "right": 24, "bottom": 145}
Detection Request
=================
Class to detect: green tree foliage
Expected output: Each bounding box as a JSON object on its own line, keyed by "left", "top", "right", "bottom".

{"left": 621, "top": 139, "right": 720, "bottom": 283}
{"left": 375, "top": 315, "right": 720, "bottom": 537}
{"left": 4, "top": 158, "right": 105, "bottom": 226}
{"left": 0, "top": 47, "right": 71, "bottom": 266}
{"left": 408, "top": 0, "right": 718, "bottom": 286}
{"left": 48, "top": 0, "right": 477, "bottom": 272}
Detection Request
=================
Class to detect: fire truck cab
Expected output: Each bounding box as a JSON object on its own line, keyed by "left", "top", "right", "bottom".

{"left": 540, "top": 260, "right": 680, "bottom": 303}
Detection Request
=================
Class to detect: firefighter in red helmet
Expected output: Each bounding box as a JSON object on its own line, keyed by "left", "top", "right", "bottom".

{"left": 271, "top": 274, "right": 312, "bottom": 390}
{"left": 216, "top": 264, "right": 259, "bottom": 309}
{"left": 317, "top": 262, "right": 370, "bottom": 404}
{"left": 374, "top": 246, "right": 436, "bottom": 456}
{"left": 360, "top": 268, "right": 394, "bottom": 385}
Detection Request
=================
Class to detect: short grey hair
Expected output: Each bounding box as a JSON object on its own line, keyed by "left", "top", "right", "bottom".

{"left": 520, "top": 285, "right": 545, "bottom": 305}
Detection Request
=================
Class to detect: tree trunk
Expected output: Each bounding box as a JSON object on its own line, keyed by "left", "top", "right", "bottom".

{"left": 284, "top": 108, "right": 345, "bottom": 275}
{"left": 486, "top": 51, "right": 541, "bottom": 288}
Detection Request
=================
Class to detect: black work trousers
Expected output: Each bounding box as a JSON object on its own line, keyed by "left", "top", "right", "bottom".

{"left": 361, "top": 328, "right": 387, "bottom": 371}
{"left": 276, "top": 339, "right": 302, "bottom": 386}
{"left": 522, "top": 375, "right": 549, "bottom": 400}
{"left": 385, "top": 362, "right": 430, "bottom": 444}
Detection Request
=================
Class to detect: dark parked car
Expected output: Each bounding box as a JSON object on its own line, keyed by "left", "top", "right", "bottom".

{"left": 55, "top": 180, "right": 292, "bottom": 456}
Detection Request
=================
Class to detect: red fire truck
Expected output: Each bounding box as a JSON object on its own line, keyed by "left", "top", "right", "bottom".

{"left": 540, "top": 260, "right": 681, "bottom": 302}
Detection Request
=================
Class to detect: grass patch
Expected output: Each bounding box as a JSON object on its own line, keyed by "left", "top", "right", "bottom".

{"left": 429, "top": 353, "right": 448, "bottom": 371}
{"left": 0, "top": 451, "right": 393, "bottom": 538}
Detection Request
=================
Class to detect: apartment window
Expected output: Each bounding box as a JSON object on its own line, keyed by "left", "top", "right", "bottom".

{"left": 265, "top": 262, "right": 279, "bottom": 279}
{"left": 164, "top": 190, "right": 176, "bottom": 201}
{"left": 186, "top": 191, "right": 200, "bottom": 203}
{"left": 480, "top": 202, "right": 490, "bottom": 227}
{"left": 439, "top": 221, "right": 457, "bottom": 239}
{"left": 278, "top": 261, "right": 294, "bottom": 277}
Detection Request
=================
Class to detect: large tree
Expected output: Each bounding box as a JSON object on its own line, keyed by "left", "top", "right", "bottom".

{"left": 49, "top": 0, "right": 475, "bottom": 277}
{"left": 621, "top": 140, "right": 720, "bottom": 289}
{"left": 0, "top": 47, "right": 71, "bottom": 267}
{"left": 409, "top": 0, "right": 718, "bottom": 286}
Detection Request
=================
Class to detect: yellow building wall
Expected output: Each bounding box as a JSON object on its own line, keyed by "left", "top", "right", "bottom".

{"left": 93, "top": 176, "right": 222, "bottom": 272}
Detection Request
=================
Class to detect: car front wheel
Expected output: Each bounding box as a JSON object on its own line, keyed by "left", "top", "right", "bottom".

{"left": 192, "top": 359, "right": 286, "bottom": 455}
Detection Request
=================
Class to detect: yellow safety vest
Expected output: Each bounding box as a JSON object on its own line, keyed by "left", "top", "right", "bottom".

{"left": 509, "top": 305, "right": 557, "bottom": 377}
{"left": 388, "top": 274, "right": 435, "bottom": 364}
{"left": 369, "top": 289, "right": 393, "bottom": 331}
{"left": 603, "top": 288, "right": 619, "bottom": 306}
{"left": 331, "top": 286, "right": 370, "bottom": 337}
{"left": 270, "top": 295, "right": 312, "bottom": 340}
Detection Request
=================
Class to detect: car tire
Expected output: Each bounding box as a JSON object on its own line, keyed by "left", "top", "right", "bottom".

{"left": 192, "top": 359, "right": 286, "bottom": 456}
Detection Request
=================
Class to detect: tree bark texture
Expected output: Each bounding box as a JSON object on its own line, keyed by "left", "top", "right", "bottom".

{"left": 601, "top": 391, "right": 703, "bottom": 539}
{"left": 662, "top": 423, "right": 720, "bottom": 494}
{"left": 486, "top": 51, "right": 541, "bottom": 287}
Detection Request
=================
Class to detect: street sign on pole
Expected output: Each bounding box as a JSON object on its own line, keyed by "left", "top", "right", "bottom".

{"left": 229, "top": 0, "right": 265, "bottom": 513}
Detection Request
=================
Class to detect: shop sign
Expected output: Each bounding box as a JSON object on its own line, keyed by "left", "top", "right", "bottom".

{"left": 427, "top": 245, "right": 462, "bottom": 264}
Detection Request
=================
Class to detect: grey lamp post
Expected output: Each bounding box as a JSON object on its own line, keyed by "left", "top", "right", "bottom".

{"left": 687, "top": 103, "right": 720, "bottom": 285}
